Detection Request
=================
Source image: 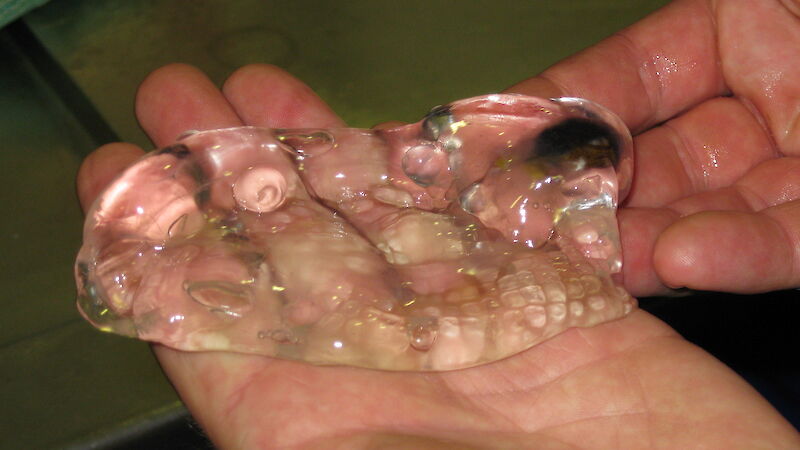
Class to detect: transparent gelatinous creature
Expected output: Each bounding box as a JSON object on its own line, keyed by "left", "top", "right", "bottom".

{"left": 75, "top": 94, "right": 636, "bottom": 371}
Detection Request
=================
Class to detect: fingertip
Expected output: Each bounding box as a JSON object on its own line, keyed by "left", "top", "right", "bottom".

{"left": 371, "top": 120, "right": 406, "bottom": 130}
{"left": 222, "top": 63, "right": 286, "bottom": 93}
{"left": 653, "top": 211, "right": 793, "bottom": 293}
{"left": 77, "top": 142, "right": 145, "bottom": 212}
{"left": 503, "top": 75, "right": 566, "bottom": 100}
{"left": 138, "top": 63, "right": 202, "bottom": 88}
{"left": 655, "top": 212, "right": 745, "bottom": 292}
{"left": 224, "top": 63, "right": 285, "bottom": 82}
{"left": 135, "top": 63, "right": 202, "bottom": 121}
{"left": 222, "top": 63, "right": 344, "bottom": 128}
{"left": 136, "top": 63, "right": 241, "bottom": 146}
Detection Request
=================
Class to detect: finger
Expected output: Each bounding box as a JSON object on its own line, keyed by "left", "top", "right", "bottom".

{"left": 617, "top": 207, "right": 681, "bottom": 297}
{"left": 654, "top": 202, "right": 800, "bottom": 293}
{"left": 717, "top": 0, "right": 800, "bottom": 154}
{"left": 222, "top": 64, "right": 344, "bottom": 128}
{"left": 658, "top": 157, "right": 800, "bottom": 292}
{"left": 736, "top": 157, "right": 800, "bottom": 207}
{"left": 625, "top": 97, "right": 774, "bottom": 208}
{"left": 76, "top": 142, "right": 145, "bottom": 212}
{"left": 620, "top": 156, "right": 800, "bottom": 296}
{"left": 666, "top": 157, "right": 800, "bottom": 217}
{"left": 136, "top": 63, "right": 242, "bottom": 147}
{"left": 372, "top": 120, "right": 406, "bottom": 130}
{"left": 505, "top": 0, "right": 725, "bottom": 133}
{"left": 783, "top": 0, "right": 800, "bottom": 15}
{"left": 82, "top": 64, "right": 245, "bottom": 211}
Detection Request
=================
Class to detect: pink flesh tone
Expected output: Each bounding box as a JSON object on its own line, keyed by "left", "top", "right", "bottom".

{"left": 75, "top": 94, "right": 636, "bottom": 371}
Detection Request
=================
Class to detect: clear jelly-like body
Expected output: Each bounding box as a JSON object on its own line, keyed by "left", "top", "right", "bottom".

{"left": 75, "top": 94, "right": 636, "bottom": 371}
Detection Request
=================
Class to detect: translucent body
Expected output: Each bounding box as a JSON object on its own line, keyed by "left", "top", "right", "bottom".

{"left": 75, "top": 94, "right": 636, "bottom": 371}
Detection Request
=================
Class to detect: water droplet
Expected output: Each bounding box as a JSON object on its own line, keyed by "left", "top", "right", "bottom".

{"left": 408, "top": 318, "right": 438, "bottom": 351}
{"left": 184, "top": 280, "right": 252, "bottom": 317}
{"left": 275, "top": 130, "right": 334, "bottom": 159}
{"left": 402, "top": 144, "right": 449, "bottom": 187}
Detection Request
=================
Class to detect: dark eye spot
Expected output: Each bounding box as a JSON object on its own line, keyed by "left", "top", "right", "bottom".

{"left": 532, "top": 118, "right": 619, "bottom": 168}
{"left": 194, "top": 186, "right": 210, "bottom": 207}
{"left": 421, "top": 105, "right": 453, "bottom": 141}
{"left": 156, "top": 144, "right": 191, "bottom": 159}
{"left": 182, "top": 162, "right": 210, "bottom": 206}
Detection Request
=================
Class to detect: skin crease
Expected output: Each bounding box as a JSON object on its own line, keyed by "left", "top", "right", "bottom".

{"left": 75, "top": 0, "right": 800, "bottom": 447}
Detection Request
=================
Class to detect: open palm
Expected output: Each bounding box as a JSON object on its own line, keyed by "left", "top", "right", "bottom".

{"left": 77, "top": 1, "right": 800, "bottom": 447}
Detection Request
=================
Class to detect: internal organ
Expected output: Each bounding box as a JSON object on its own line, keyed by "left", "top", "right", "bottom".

{"left": 75, "top": 94, "right": 635, "bottom": 371}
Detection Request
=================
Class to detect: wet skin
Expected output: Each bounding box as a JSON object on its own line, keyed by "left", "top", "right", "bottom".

{"left": 76, "top": 0, "right": 800, "bottom": 447}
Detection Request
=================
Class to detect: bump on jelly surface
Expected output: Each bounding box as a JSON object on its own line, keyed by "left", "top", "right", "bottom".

{"left": 75, "top": 94, "right": 636, "bottom": 371}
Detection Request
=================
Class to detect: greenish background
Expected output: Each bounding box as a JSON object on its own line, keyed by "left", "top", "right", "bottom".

{"left": 2, "top": 1, "right": 718, "bottom": 448}
{"left": 0, "top": 0, "right": 48, "bottom": 28}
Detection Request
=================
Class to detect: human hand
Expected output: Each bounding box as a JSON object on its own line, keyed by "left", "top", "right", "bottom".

{"left": 76, "top": 58, "right": 798, "bottom": 447}
{"left": 507, "top": 0, "right": 800, "bottom": 297}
